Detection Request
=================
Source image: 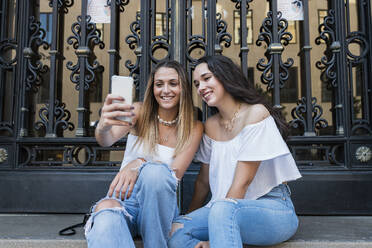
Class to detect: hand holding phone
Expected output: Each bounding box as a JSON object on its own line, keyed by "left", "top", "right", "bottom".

{"left": 111, "top": 76, "right": 134, "bottom": 122}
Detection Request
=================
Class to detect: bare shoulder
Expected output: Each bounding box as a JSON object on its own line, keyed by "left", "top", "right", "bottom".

{"left": 204, "top": 114, "right": 219, "bottom": 137}
{"left": 242, "top": 103, "right": 270, "bottom": 125}
{"left": 192, "top": 120, "right": 204, "bottom": 139}
{"left": 194, "top": 120, "right": 204, "bottom": 132}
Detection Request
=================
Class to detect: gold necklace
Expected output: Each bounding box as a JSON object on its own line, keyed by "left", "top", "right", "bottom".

{"left": 159, "top": 126, "right": 175, "bottom": 143}
{"left": 220, "top": 103, "right": 241, "bottom": 132}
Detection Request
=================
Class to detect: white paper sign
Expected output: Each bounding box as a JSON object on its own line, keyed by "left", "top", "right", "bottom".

{"left": 277, "top": 0, "right": 304, "bottom": 21}
{"left": 88, "top": 0, "right": 111, "bottom": 23}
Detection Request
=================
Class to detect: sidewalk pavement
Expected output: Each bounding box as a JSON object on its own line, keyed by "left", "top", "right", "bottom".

{"left": 0, "top": 214, "right": 372, "bottom": 248}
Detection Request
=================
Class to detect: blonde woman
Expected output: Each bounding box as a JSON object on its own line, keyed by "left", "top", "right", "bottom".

{"left": 85, "top": 60, "right": 203, "bottom": 248}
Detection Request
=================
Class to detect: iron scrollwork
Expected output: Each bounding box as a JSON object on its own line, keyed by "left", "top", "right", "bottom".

{"left": 48, "top": 0, "right": 74, "bottom": 14}
{"left": 125, "top": 12, "right": 141, "bottom": 90}
{"left": 0, "top": 39, "right": 17, "bottom": 69}
{"left": 315, "top": 9, "right": 338, "bottom": 89}
{"left": 230, "top": 0, "right": 253, "bottom": 10}
{"left": 24, "top": 16, "right": 50, "bottom": 92}
{"left": 345, "top": 31, "right": 369, "bottom": 64}
{"left": 290, "top": 97, "right": 328, "bottom": 131}
{"left": 215, "top": 13, "right": 232, "bottom": 54}
{"left": 35, "top": 100, "right": 74, "bottom": 135}
{"left": 256, "top": 11, "right": 293, "bottom": 90}
{"left": 0, "top": 123, "right": 13, "bottom": 134}
{"left": 19, "top": 143, "right": 124, "bottom": 167}
{"left": 107, "top": 0, "right": 130, "bottom": 12}
{"left": 66, "top": 145, "right": 93, "bottom": 166}
{"left": 66, "top": 15, "right": 105, "bottom": 90}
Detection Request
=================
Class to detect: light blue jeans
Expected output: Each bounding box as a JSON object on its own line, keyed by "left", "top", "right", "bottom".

{"left": 168, "top": 184, "right": 299, "bottom": 248}
{"left": 85, "top": 162, "right": 179, "bottom": 248}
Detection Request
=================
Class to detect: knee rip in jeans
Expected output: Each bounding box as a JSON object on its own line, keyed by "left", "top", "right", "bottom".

{"left": 169, "top": 216, "right": 192, "bottom": 237}
{"left": 84, "top": 199, "right": 133, "bottom": 236}
{"left": 94, "top": 199, "right": 122, "bottom": 212}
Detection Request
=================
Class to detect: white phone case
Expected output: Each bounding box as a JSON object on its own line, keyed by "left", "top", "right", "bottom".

{"left": 111, "top": 75, "right": 134, "bottom": 122}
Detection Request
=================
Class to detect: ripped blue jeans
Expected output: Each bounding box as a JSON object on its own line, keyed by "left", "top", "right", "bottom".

{"left": 85, "top": 162, "right": 179, "bottom": 248}
{"left": 168, "top": 184, "right": 299, "bottom": 248}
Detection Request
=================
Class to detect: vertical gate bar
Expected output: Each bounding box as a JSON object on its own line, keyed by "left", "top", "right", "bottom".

{"left": 0, "top": 0, "right": 6, "bottom": 39}
{"left": 166, "top": 0, "right": 171, "bottom": 59}
{"left": 239, "top": 0, "right": 248, "bottom": 77}
{"left": 13, "top": 0, "right": 24, "bottom": 139}
{"left": 362, "top": 0, "right": 372, "bottom": 121}
{"left": 345, "top": 0, "right": 351, "bottom": 34}
{"left": 151, "top": 0, "right": 156, "bottom": 38}
{"left": 206, "top": 0, "right": 216, "bottom": 55}
{"left": 202, "top": 0, "right": 206, "bottom": 41}
{"left": 0, "top": 0, "right": 7, "bottom": 121}
{"left": 356, "top": 0, "right": 371, "bottom": 123}
{"left": 45, "top": 0, "right": 61, "bottom": 137}
{"left": 333, "top": 0, "right": 350, "bottom": 167}
{"left": 108, "top": 0, "right": 120, "bottom": 91}
{"left": 323, "top": 1, "right": 344, "bottom": 136}
{"left": 18, "top": 0, "right": 33, "bottom": 137}
{"left": 299, "top": 0, "right": 315, "bottom": 136}
{"left": 269, "top": 0, "right": 282, "bottom": 109}
{"left": 344, "top": 1, "right": 357, "bottom": 128}
{"left": 76, "top": 0, "right": 89, "bottom": 136}
{"left": 166, "top": 0, "right": 170, "bottom": 40}
{"left": 171, "top": 0, "right": 187, "bottom": 213}
{"left": 187, "top": 0, "right": 192, "bottom": 41}
{"left": 139, "top": 0, "right": 152, "bottom": 100}
{"left": 14, "top": 0, "right": 25, "bottom": 167}
{"left": 334, "top": 0, "right": 349, "bottom": 137}
{"left": 171, "top": 0, "right": 186, "bottom": 65}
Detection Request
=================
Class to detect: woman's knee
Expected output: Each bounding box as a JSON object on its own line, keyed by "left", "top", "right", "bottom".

{"left": 139, "top": 163, "right": 177, "bottom": 190}
{"left": 86, "top": 200, "right": 126, "bottom": 235}
{"left": 94, "top": 199, "right": 121, "bottom": 213}
{"left": 209, "top": 199, "right": 238, "bottom": 224}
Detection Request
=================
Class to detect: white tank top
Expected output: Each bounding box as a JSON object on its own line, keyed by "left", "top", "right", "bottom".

{"left": 120, "top": 133, "right": 175, "bottom": 170}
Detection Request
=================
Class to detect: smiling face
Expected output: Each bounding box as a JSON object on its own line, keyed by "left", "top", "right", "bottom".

{"left": 193, "top": 62, "right": 226, "bottom": 107}
{"left": 153, "top": 67, "right": 181, "bottom": 112}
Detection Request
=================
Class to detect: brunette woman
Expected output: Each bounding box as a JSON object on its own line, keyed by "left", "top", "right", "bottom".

{"left": 168, "top": 55, "right": 301, "bottom": 248}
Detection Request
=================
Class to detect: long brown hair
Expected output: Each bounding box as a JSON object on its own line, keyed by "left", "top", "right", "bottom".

{"left": 196, "top": 55, "right": 289, "bottom": 139}
{"left": 135, "top": 60, "right": 195, "bottom": 156}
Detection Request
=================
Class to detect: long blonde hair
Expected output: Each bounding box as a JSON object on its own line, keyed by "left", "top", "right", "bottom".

{"left": 135, "top": 60, "right": 195, "bottom": 157}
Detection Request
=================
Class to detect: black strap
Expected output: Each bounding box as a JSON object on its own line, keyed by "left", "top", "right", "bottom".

{"left": 59, "top": 213, "right": 91, "bottom": 236}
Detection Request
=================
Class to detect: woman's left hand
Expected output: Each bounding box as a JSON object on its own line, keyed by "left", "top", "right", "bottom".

{"left": 108, "top": 158, "right": 143, "bottom": 200}
{"left": 194, "top": 241, "right": 210, "bottom": 248}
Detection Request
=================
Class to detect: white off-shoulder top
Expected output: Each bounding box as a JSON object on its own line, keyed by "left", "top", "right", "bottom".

{"left": 195, "top": 115, "right": 301, "bottom": 207}
{"left": 120, "top": 133, "right": 175, "bottom": 170}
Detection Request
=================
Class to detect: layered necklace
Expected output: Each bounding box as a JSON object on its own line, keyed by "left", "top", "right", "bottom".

{"left": 157, "top": 115, "right": 178, "bottom": 143}
{"left": 219, "top": 103, "right": 241, "bottom": 132}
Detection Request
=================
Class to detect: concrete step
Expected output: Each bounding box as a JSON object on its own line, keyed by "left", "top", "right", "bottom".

{"left": 0, "top": 214, "right": 371, "bottom": 248}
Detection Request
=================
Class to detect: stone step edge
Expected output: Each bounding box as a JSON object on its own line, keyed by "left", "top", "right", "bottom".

{"left": 1, "top": 240, "right": 372, "bottom": 248}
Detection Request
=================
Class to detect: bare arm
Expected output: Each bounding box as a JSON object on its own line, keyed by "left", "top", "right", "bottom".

{"left": 187, "top": 163, "right": 210, "bottom": 213}
{"left": 226, "top": 161, "right": 260, "bottom": 199}
{"left": 170, "top": 121, "right": 204, "bottom": 180}
{"left": 95, "top": 94, "right": 141, "bottom": 147}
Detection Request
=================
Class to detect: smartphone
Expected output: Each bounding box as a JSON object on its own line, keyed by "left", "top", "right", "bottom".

{"left": 111, "top": 75, "right": 134, "bottom": 122}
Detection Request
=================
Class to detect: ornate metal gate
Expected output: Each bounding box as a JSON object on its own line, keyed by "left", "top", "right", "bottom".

{"left": 0, "top": 0, "right": 371, "bottom": 214}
